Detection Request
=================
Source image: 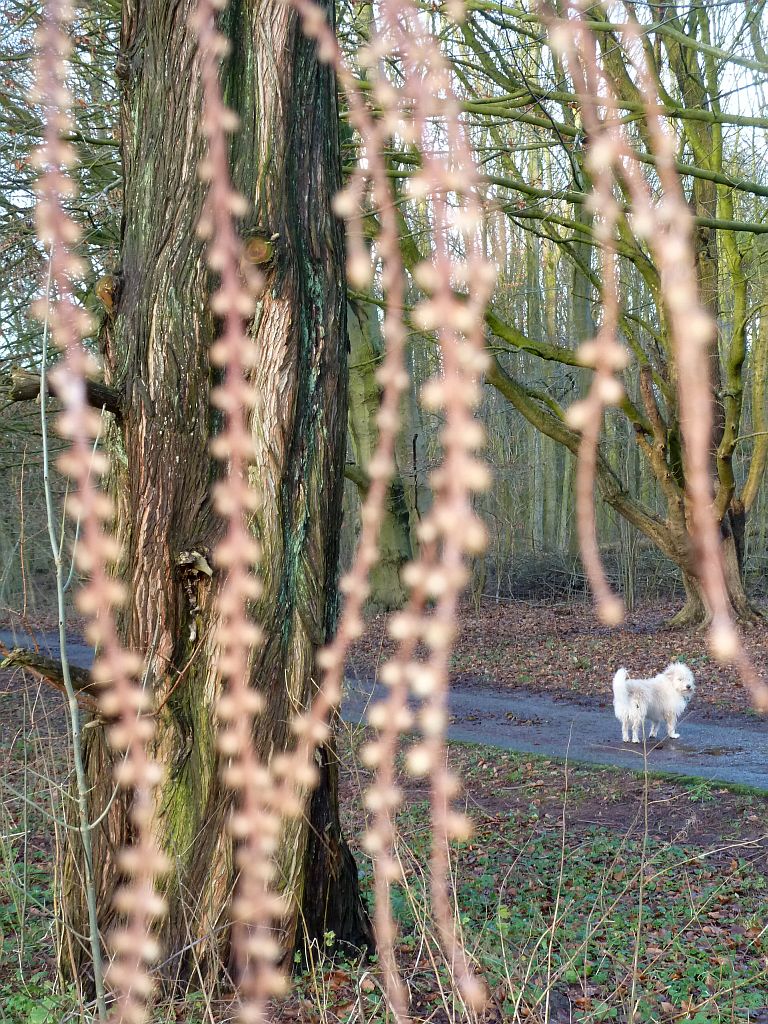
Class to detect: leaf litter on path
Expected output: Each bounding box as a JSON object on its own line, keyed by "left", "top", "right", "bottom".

{"left": 349, "top": 598, "right": 768, "bottom": 719}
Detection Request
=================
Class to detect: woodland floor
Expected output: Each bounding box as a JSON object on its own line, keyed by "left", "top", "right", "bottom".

{"left": 1, "top": 597, "right": 768, "bottom": 1022}
{"left": 348, "top": 598, "right": 768, "bottom": 720}
{"left": 2, "top": 595, "right": 767, "bottom": 718}
{"left": 2, "top": 683, "right": 768, "bottom": 1023}
{"left": 326, "top": 736, "right": 768, "bottom": 1024}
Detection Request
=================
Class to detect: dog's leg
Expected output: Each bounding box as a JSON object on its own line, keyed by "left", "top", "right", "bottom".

{"left": 666, "top": 715, "right": 680, "bottom": 739}
{"left": 621, "top": 717, "right": 630, "bottom": 742}
{"left": 649, "top": 721, "right": 659, "bottom": 738}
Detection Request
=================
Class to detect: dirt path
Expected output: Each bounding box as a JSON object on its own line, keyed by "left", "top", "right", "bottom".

{"left": 349, "top": 600, "right": 768, "bottom": 716}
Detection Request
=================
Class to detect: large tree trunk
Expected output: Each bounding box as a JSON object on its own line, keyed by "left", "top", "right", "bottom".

{"left": 61, "top": 0, "right": 371, "bottom": 993}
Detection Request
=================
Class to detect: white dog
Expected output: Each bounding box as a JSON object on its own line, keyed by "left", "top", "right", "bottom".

{"left": 612, "top": 662, "right": 696, "bottom": 743}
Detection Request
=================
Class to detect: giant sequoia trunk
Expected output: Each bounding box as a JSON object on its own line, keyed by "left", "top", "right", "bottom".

{"left": 62, "top": 0, "right": 371, "bottom": 991}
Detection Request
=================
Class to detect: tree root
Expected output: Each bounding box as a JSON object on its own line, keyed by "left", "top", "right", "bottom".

{"left": 666, "top": 598, "right": 764, "bottom": 630}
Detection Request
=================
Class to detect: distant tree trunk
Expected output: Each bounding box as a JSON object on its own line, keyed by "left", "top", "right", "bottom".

{"left": 347, "top": 300, "right": 413, "bottom": 609}
{"left": 61, "top": 0, "right": 371, "bottom": 992}
{"left": 525, "top": 204, "right": 544, "bottom": 553}
{"left": 557, "top": 451, "right": 574, "bottom": 553}
{"left": 668, "top": 505, "right": 759, "bottom": 627}
{"left": 396, "top": 340, "right": 432, "bottom": 543}
{"left": 541, "top": 238, "right": 560, "bottom": 548}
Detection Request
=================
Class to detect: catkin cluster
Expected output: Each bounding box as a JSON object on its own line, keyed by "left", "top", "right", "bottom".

{"left": 547, "top": 3, "right": 767, "bottom": 703}
{"left": 291, "top": 0, "right": 495, "bottom": 1016}
{"left": 36, "top": 0, "right": 768, "bottom": 1021}
{"left": 191, "top": 2, "right": 291, "bottom": 1020}
{"left": 32, "top": 3, "right": 167, "bottom": 1022}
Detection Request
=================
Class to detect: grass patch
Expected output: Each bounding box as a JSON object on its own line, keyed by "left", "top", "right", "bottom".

{"left": 336, "top": 737, "right": 768, "bottom": 1023}
{"left": 2, "top": 714, "right": 767, "bottom": 1023}
{"left": 0, "top": 839, "right": 78, "bottom": 1024}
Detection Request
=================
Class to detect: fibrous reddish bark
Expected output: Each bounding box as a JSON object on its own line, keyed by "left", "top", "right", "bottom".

{"left": 62, "top": 0, "right": 371, "bottom": 992}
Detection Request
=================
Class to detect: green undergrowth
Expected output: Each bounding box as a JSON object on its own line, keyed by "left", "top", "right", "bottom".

{"left": 0, "top": 844, "right": 77, "bottom": 1023}
{"left": 332, "top": 738, "right": 768, "bottom": 1023}
{"left": 356, "top": 808, "right": 768, "bottom": 1022}
{"left": 2, "top": 734, "right": 767, "bottom": 1023}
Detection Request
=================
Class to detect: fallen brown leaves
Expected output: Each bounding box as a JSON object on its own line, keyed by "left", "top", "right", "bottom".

{"left": 348, "top": 599, "right": 768, "bottom": 717}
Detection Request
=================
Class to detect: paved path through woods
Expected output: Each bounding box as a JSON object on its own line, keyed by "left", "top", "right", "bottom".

{"left": 2, "top": 629, "right": 767, "bottom": 791}
{"left": 343, "top": 675, "right": 768, "bottom": 791}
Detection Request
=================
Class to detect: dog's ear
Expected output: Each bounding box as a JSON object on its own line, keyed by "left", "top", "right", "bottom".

{"left": 667, "top": 661, "right": 689, "bottom": 676}
{"left": 671, "top": 664, "right": 695, "bottom": 690}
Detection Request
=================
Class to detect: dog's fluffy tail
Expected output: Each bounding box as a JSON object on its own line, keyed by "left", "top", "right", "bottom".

{"left": 612, "top": 666, "right": 628, "bottom": 694}
{"left": 612, "top": 667, "right": 629, "bottom": 718}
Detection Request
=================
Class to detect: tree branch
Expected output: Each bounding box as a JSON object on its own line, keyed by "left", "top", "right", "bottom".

{"left": 485, "top": 355, "right": 687, "bottom": 564}
{"left": 0, "top": 647, "right": 99, "bottom": 708}
{"left": 344, "top": 462, "right": 371, "bottom": 495}
{"left": 4, "top": 367, "right": 123, "bottom": 420}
